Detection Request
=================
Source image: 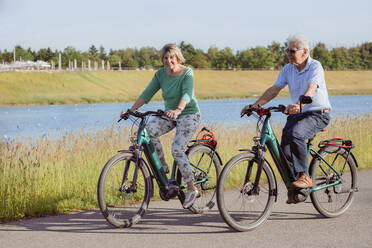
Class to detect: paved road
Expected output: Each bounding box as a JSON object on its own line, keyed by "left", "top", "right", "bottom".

{"left": 1, "top": 169, "right": 372, "bottom": 248}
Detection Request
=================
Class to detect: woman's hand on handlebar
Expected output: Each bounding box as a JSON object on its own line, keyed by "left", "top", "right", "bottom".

{"left": 166, "top": 109, "right": 181, "bottom": 119}
{"left": 119, "top": 109, "right": 131, "bottom": 121}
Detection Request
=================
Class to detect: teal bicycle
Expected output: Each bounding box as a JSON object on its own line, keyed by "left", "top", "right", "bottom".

{"left": 97, "top": 110, "right": 222, "bottom": 228}
{"left": 217, "top": 101, "right": 358, "bottom": 231}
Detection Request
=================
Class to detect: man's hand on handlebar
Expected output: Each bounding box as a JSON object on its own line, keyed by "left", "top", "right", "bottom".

{"left": 284, "top": 104, "right": 301, "bottom": 115}
{"left": 241, "top": 104, "right": 255, "bottom": 117}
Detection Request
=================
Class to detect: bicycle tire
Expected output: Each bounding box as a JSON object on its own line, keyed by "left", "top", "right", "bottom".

{"left": 97, "top": 152, "right": 152, "bottom": 228}
{"left": 217, "top": 152, "right": 276, "bottom": 231}
{"left": 177, "top": 144, "right": 222, "bottom": 214}
{"left": 310, "top": 145, "right": 358, "bottom": 218}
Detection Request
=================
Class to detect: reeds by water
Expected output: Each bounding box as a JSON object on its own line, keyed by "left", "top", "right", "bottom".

{"left": 1, "top": 114, "right": 371, "bottom": 222}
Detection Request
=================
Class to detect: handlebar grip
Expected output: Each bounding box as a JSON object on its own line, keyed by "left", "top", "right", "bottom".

{"left": 299, "top": 95, "right": 313, "bottom": 104}
{"left": 202, "top": 127, "right": 210, "bottom": 132}
{"left": 277, "top": 104, "right": 286, "bottom": 112}
{"left": 157, "top": 109, "right": 165, "bottom": 116}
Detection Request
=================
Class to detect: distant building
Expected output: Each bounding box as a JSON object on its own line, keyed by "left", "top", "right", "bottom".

{"left": 0, "top": 61, "right": 51, "bottom": 72}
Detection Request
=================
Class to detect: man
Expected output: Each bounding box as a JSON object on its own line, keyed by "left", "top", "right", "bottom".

{"left": 241, "top": 34, "right": 331, "bottom": 193}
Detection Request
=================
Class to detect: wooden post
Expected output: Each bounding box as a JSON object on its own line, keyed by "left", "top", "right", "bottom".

{"left": 88, "top": 59, "right": 91, "bottom": 70}
{"left": 58, "top": 53, "right": 62, "bottom": 70}
{"left": 74, "top": 59, "right": 77, "bottom": 70}
{"left": 101, "top": 60, "right": 104, "bottom": 70}
{"left": 119, "top": 61, "right": 122, "bottom": 71}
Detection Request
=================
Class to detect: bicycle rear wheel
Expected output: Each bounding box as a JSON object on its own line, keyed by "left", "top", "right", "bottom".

{"left": 310, "top": 146, "right": 358, "bottom": 218}
{"left": 177, "top": 144, "right": 222, "bottom": 214}
{"left": 217, "top": 153, "right": 276, "bottom": 231}
{"left": 97, "top": 152, "right": 152, "bottom": 228}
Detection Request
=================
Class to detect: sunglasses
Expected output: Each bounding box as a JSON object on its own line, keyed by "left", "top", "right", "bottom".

{"left": 285, "top": 48, "right": 304, "bottom": 54}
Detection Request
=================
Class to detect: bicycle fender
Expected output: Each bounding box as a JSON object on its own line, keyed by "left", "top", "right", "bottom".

{"left": 310, "top": 146, "right": 359, "bottom": 169}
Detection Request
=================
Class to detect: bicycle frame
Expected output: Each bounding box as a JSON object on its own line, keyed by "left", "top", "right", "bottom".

{"left": 134, "top": 116, "right": 169, "bottom": 189}
{"left": 252, "top": 111, "right": 343, "bottom": 193}
{"left": 128, "top": 114, "right": 219, "bottom": 193}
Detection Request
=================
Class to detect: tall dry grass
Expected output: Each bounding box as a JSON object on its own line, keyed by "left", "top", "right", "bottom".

{"left": 1, "top": 114, "right": 371, "bottom": 222}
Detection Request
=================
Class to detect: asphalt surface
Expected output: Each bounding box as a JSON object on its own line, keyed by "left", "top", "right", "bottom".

{"left": 1, "top": 169, "right": 372, "bottom": 248}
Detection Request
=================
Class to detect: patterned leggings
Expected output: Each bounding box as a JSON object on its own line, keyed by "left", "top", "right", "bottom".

{"left": 146, "top": 113, "right": 201, "bottom": 183}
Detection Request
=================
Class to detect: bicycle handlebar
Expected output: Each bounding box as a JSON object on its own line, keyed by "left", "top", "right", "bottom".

{"left": 242, "top": 104, "right": 286, "bottom": 117}
{"left": 118, "top": 109, "right": 165, "bottom": 122}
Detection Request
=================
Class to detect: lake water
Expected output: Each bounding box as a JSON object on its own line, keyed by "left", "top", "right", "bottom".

{"left": 0, "top": 95, "right": 371, "bottom": 140}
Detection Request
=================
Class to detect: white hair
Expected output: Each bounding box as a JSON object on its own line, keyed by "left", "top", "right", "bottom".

{"left": 287, "top": 34, "right": 310, "bottom": 51}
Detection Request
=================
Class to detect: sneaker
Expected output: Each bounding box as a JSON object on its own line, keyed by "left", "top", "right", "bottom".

{"left": 182, "top": 189, "right": 199, "bottom": 209}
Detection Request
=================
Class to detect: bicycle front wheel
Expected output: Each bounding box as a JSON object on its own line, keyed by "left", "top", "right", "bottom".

{"left": 217, "top": 153, "right": 276, "bottom": 231}
{"left": 310, "top": 146, "right": 358, "bottom": 218}
{"left": 97, "top": 152, "right": 152, "bottom": 228}
{"left": 177, "top": 144, "right": 222, "bottom": 214}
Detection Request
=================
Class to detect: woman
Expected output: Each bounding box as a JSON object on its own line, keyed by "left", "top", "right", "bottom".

{"left": 121, "top": 44, "right": 201, "bottom": 209}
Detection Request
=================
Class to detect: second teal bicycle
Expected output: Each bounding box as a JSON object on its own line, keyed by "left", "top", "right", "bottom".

{"left": 217, "top": 101, "right": 358, "bottom": 231}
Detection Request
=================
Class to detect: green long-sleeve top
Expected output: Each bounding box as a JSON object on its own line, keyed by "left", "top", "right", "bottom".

{"left": 140, "top": 67, "right": 200, "bottom": 115}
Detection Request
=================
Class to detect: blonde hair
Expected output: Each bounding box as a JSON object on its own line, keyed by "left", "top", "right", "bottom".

{"left": 160, "top": 44, "right": 185, "bottom": 63}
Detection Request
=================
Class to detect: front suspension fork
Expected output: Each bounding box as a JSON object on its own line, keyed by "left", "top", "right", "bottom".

{"left": 120, "top": 147, "right": 141, "bottom": 193}
{"left": 244, "top": 146, "right": 265, "bottom": 194}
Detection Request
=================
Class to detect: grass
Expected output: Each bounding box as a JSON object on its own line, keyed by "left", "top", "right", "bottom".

{"left": 1, "top": 114, "right": 371, "bottom": 222}
{"left": 0, "top": 70, "right": 372, "bottom": 106}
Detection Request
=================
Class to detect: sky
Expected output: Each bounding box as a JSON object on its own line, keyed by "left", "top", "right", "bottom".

{"left": 0, "top": 0, "right": 371, "bottom": 52}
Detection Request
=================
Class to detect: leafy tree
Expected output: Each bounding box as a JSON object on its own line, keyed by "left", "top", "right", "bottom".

{"left": 108, "top": 53, "right": 121, "bottom": 67}
{"left": 179, "top": 41, "right": 197, "bottom": 66}
{"left": 252, "top": 46, "right": 273, "bottom": 69}
{"left": 207, "top": 46, "right": 219, "bottom": 68}
{"left": 359, "top": 42, "right": 372, "bottom": 69}
{"left": 237, "top": 49, "right": 254, "bottom": 69}
{"left": 63, "top": 46, "right": 82, "bottom": 68}
{"left": 88, "top": 45, "right": 98, "bottom": 59}
{"left": 312, "top": 43, "right": 333, "bottom": 70}
{"left": 117, "top": 48, "right": 139, "bottom": 68}
{"left": 193, "top": 52, "right": 211, "bottom": 68}
{"left": 99, "top": 45, "right": 106, "bottom": 61}
{"left": 348, "top": 47, "right": 362, "bottom": 69}
{"left": 36, "top": 48, "right": 54, "bottom": 62}
{"left": 330, "top": 47, "right": 350, "bottom": 70}
{"left": 268, "top": 41, "right": 285, "bottom": 69}
{"left": 138, "top": 47, "right": 158, "bottom": 68}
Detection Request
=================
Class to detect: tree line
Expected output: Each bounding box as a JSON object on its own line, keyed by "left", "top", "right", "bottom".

{"left": 1, "top": 41, "right": 371, "bottom": 70}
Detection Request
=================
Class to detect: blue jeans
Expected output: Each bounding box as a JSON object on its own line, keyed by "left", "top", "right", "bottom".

{"left": 281, "top": 111, "right": 330, "bottom": 178}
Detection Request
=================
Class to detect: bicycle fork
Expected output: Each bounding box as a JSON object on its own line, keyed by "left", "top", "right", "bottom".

{"left": 243, "top": 147, "right": 265, "bottom": 195}
{"left": 120, "top": 146, "right": 141, "bottom": 194}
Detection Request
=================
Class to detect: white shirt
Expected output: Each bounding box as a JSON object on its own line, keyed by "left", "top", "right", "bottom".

{"left": 274, "top": 57, "right": 332, "bottom": 112}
